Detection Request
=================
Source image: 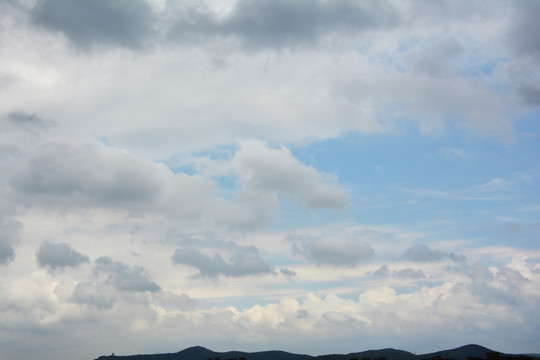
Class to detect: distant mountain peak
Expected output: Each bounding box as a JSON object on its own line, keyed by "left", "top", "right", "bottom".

{"left": 95, "top": 344, "right": 537, "bottom": 360}
{"left": 181, "top": 346, "right": 212, "bottom": 352}
{"left": 176, "top": 346, "right": 215, "bottom": 356}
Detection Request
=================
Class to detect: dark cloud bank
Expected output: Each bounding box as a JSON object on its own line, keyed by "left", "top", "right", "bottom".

{"left": 36, "top": 241, "right": 90, "bottom": 271}
{"left": 94, "top": 256, "right": 161, "bottom": 292}
{"left": 29, "top": 0, "right": 400, "bottom": 51}
{"left": 171, "top": 246, "right": 274, "bottom": 279}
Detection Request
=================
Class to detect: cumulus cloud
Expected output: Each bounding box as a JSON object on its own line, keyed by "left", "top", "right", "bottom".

{"left": 36, "top": 241, "right": 90, "bottom": 271}
{"left": 462, "top": 261, "right": 535, "bottom": 306}
{"left": 70, "top": 281, "right": 115, "bottom": 310}
{"left": 1, "top": 1, "right": 540, "bottom": 358}
{"left": 336, "top": 67, "right": 513, "bottom": 141}
{"left": 11, "top": 140, "right": 164, "bottom": 210}
{"left": 171, "top": 245, "right": 274, "bottom": 279}
{"left": 220, "top": 0, "right": 401, "bottom": 50}
{"left": 30, "top": 0, "right": 155, "bottom": 50}
{"left": 372, "top": 264, "right": 390, "bottom": 278}
{"left": 507, "top": 1, "right": 540, "bottom": 61}
{"left": 403, "top": 244, "right": 445, "bottom": 261}
{"left": 407, "top": 38, "right": 465, "bottom": 79}
{"left": 9, "top": 140, "right": 217, "bottom": 223}
{"left": 280, "top": 268, "right": 297, "bottom": 279}
{"left": 396, "top": 268, "right": 426, "bottom": 279}
{"left": 403, "top": 244, "right": 465, "bottom": 263}
{"left": 0, "top": 219, "right": 20, "bottom": 265}
{"left": 3, "top": 111, "right": 55, "bottom": 132}
{"left": 94, "top": 257, "right": 161, "bottom": 292}
{"left": 9, "top": 139, "right": 346, "bottom": 229}
{"left": 29, "top": 0, "right": 402, "bottom": 52}
{"left": 152, "top": 291, "right": 196, "bottom": 311}
{"left": 290, "top": 233, "right": 374, "bottom": 267}
{"left": 232, "top": 139, "right": 347, "bottom": 210}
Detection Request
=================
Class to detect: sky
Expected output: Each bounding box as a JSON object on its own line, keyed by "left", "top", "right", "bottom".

{"left": 1, "top": 1, "right": 540, "bottom": 359}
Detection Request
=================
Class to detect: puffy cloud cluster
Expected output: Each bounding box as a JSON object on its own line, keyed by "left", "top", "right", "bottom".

{"left": 403, "top": 244, "right": 465, "bottom": 263}
{"left": 93, "top": 256, "right": 161, "bottom": 293}
{"left": 1, "top": 254, "right": 539, "bottom": 359}
{"left": 8, "top": 139, "right": 344, "bottom": 231}
{"left": 0, "top": 218, "right": 20, "bottom": 265}
{"left": 171, "top": 245, "right": 274, "bottom": 279}
{"left": 31, "top": 0, "right": 155, "bottom": 50}
{"left": 0, "top": 1, "right": 539, "bottom": 359}
{"left": 29, "top": 0, "right": 401, "bottom": 51}
{"left": 232, "top": 139, "right": 347, "bottom": 211}
{"left": 290, "top": 232, "right": 374, "bottom": 267}
{"left": 11, "top": 140, "right": 167, "bottom": 211}
{"left": 36, "top": 241, "right": 89, "bottom": 271}
{"left": 0, "top": 0, "right": 534, "bottom": 157}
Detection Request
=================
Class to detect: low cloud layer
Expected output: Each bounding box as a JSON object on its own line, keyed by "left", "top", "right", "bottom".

{"left": 0, "top": 219, "right": 19, "bottom": 264}
{"left": 290, "top": 233, "right": 374, "bottom": 267}
{"left": 29, "top": 0, "right": 400, "bottom": 51}
{"left": 11, "top": 140, "right": 164, "bottom": 210}
{"left": 396, "top": 268, "right": 426, "bottom": 279}
{"left": 171, "top": 245, "right": 274, "bottom": 279}
{"left": 216, "top": 0, "right": 401, "bottom": 49}
{"left": 403, "top": 244, "right": 465, "bottom": 263}
{"left": 94, "top": 257, "right": 161, "bottom": 293}
{"left": 31, "top": 0, "right": 154, "bottom": 50}
{"left": 9, "top": 139, "right": 345, "bottom": 230}
{"left": 36, "top": 241, "right": 89, "bottom": 271}
{"left": 232, "top": 139, "right": 347, "bottom": 211}
{"left": 4, "top": 111, "right": 54, "bottom": 132}
{"left": 0, "top": 1, "right": 539, "bottom": 359}
{"left": 70, "top": 281, "right": 116, "bottom": 310}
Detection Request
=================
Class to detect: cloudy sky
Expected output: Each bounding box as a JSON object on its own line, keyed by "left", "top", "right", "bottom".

{"left": 1, "top": 1, "right": 540, "bottom": 359}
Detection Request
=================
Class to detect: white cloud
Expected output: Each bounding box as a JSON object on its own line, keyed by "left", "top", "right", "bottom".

{"left": 1, "top": 243, "right": 540, "bottom": 359}
{"left": 9, "top": 139, "right": 345, "bottom": 231}
{"left": 231, "top": 139, "right": 347, "bottom": 211}
{"left": 0, "top": 1, "right": 539, "bottom": 358}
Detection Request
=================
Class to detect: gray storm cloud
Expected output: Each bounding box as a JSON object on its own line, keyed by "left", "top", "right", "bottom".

{"left": 290, "top": 233, "right": 374, "bottom": 267}
{"left": 218, "top": 0, "right": 400, "bottom": 49}
{"left": 11, "top": 140, "right": 163, "bottom": 210}
{"left": 372, "top": 264, "right": 390, "bottom": 278}
{"left": 31, "top": 0, "right": 154, "bottom": 50}
{"left": 396, "top": 268, "right": 426, "bottom": 279}
{"left": 171, "top": 246, "right": 274, "bottom": 279}
{"left": 0, "top": 219, "right": 20, "bottom": 264}
{"left": 9, "top": 139, "right": 346, "bottom": 229}
{"left": 403, "top": 244, "right": 465, "bottom": 263}
{"left": 94, "top": 256, "right": 161, "bottom": 293}
{"left": 70, "top": 281, "right": 116, "bottom": 310}
{"left": 507, "top": 1, "right": 540, "bottom": 61}
{"left": 30, "top": 0, "right": 400, "bottom": 51}
{"left": 5, "top": 111, "right": 55, "bottom": 132}
{"left": 36, "top": 241, "right": 90, "bottom": 271}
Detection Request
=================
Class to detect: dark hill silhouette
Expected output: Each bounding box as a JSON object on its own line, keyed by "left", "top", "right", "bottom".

{"left": 420, "top": 344, "right": 492, "bottom": 360}
{"left": 95, "top": 344, "right": 538, "bottom": 360}
{"left": 316, "top": 348, "right": 417, "bottom": 360}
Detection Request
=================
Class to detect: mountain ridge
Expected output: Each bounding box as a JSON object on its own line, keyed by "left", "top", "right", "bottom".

{"left": 95, "top": 344, "right": 538, "bottom": 360}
